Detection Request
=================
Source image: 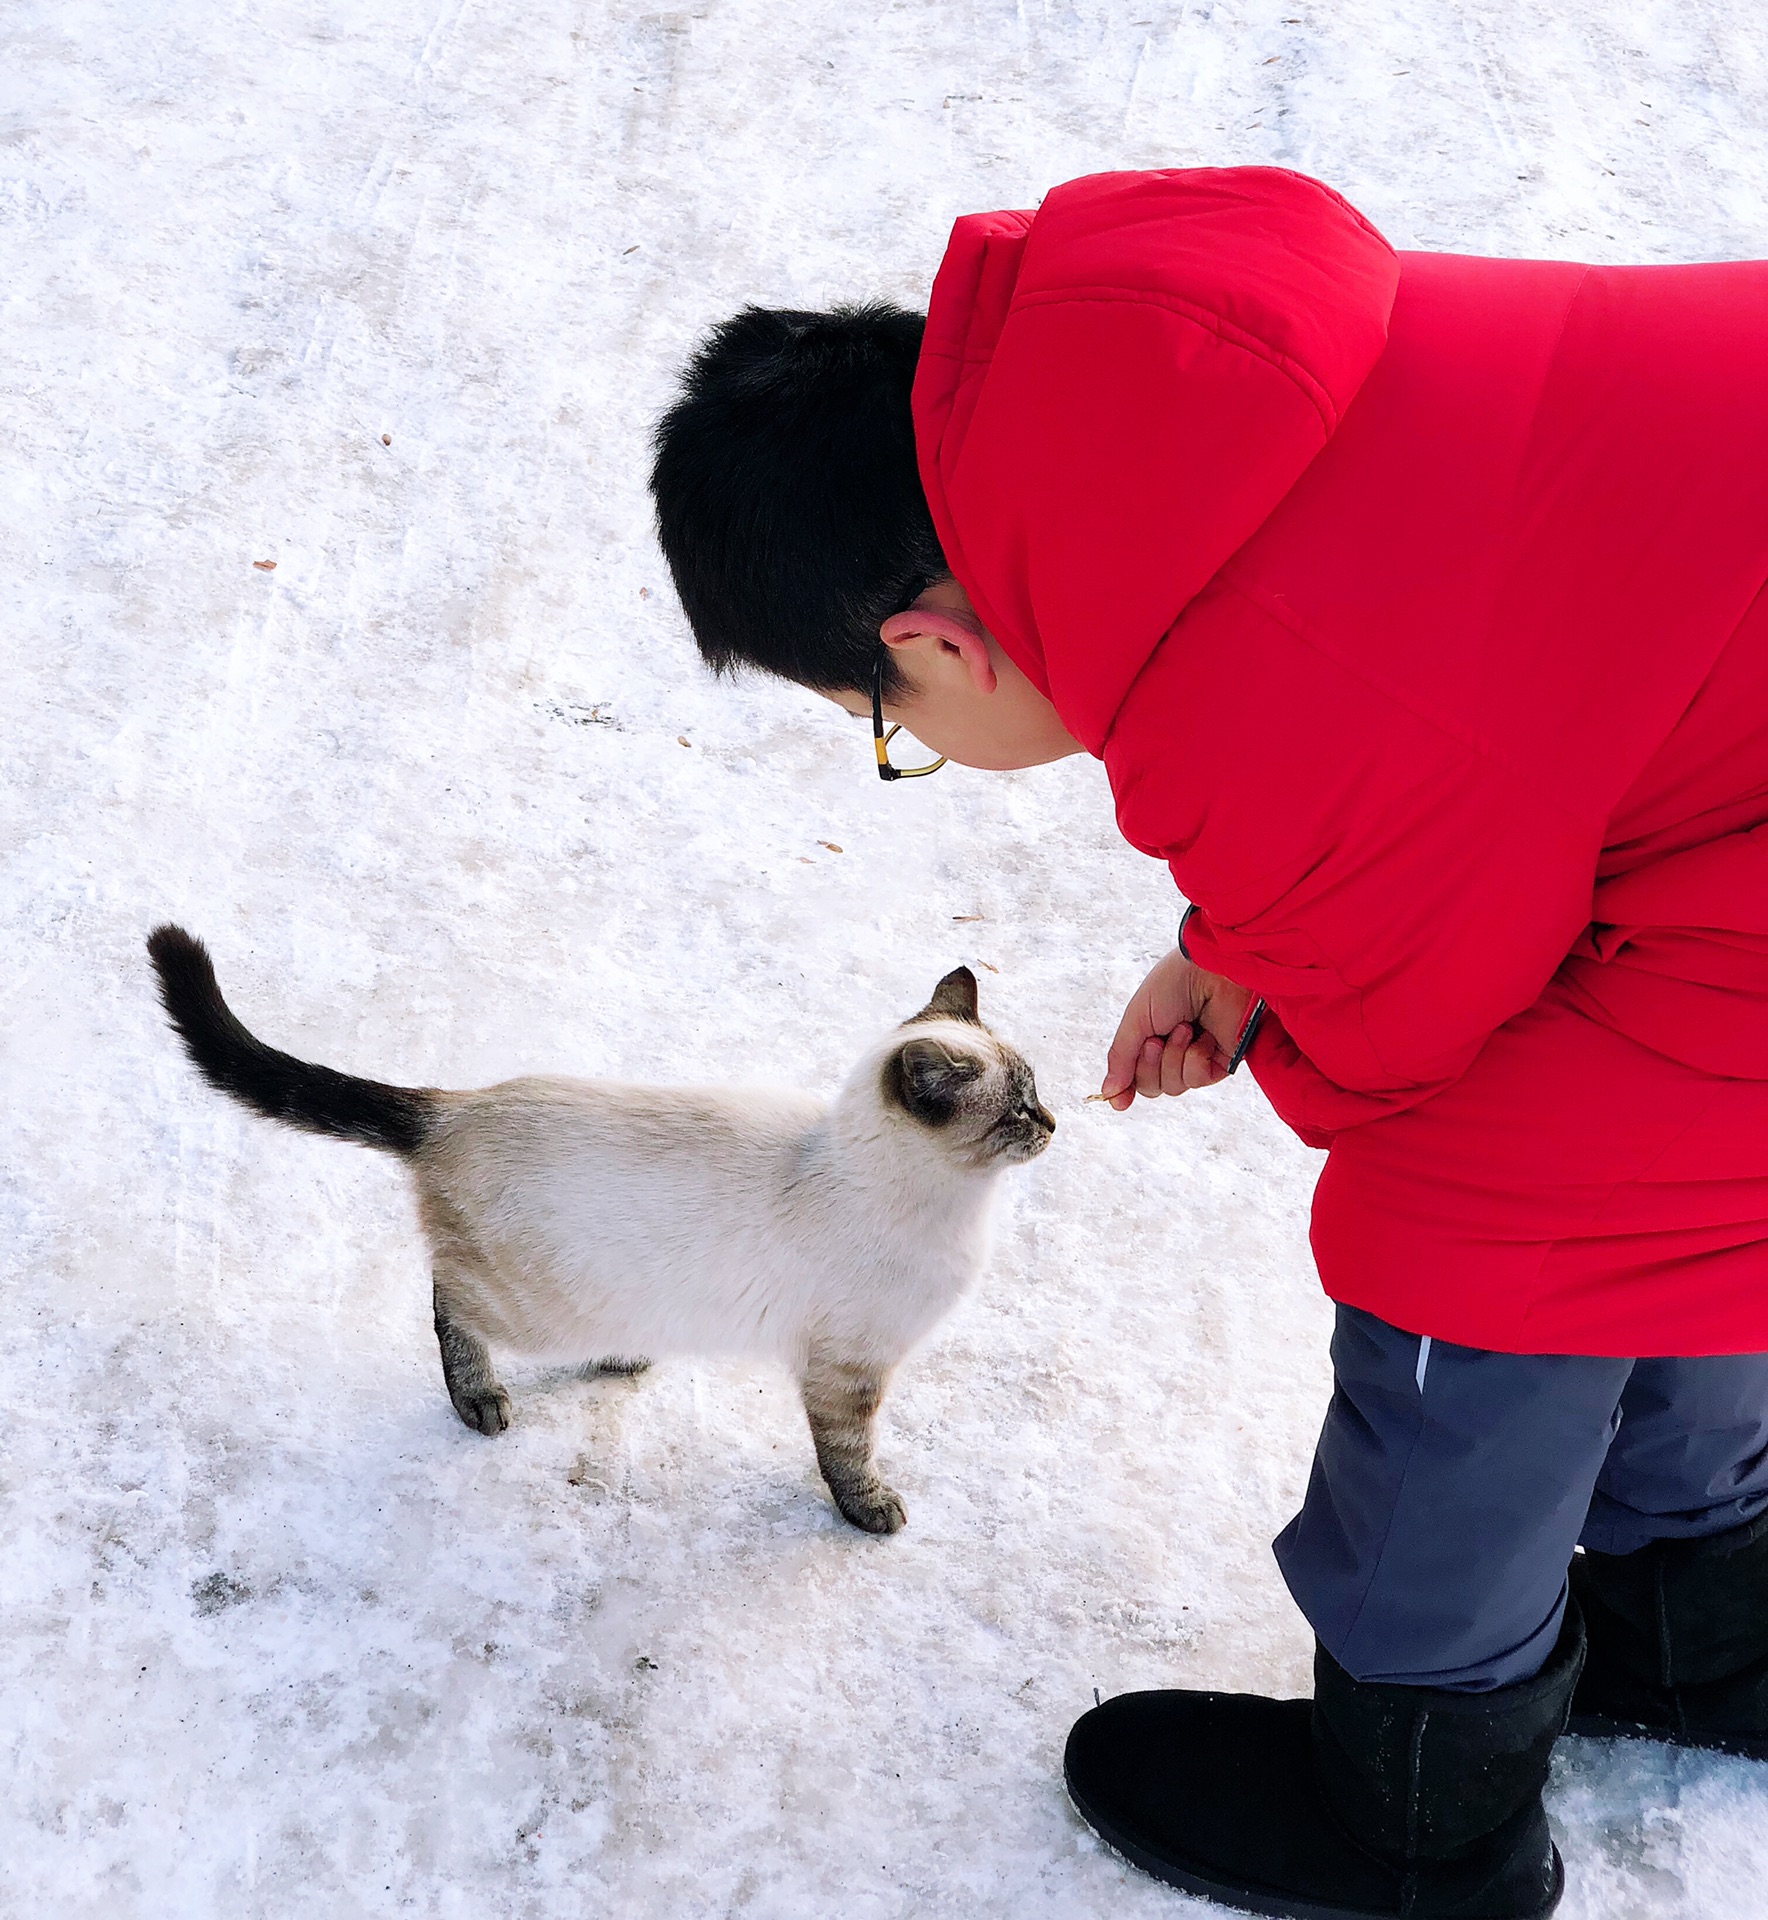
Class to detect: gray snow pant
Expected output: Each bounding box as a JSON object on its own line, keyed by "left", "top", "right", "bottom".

{"left": 1274, "top": 1305, "right": 1768, "bottom": 1692}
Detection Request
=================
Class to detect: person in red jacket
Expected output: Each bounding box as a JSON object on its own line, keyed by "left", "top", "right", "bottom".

{"left": 649, "top": 168, "right": 1768, "bottom": 1920}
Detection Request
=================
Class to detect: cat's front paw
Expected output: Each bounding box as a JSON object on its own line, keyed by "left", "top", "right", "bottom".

{"left": 451, "top": 1386, "right": 512, "bottom": 1435}
{"left": 834, "top": 1482, "right": 908, "bottom": 1535}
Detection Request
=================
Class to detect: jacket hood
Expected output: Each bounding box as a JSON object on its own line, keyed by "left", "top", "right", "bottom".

{"left": 912, "top": 168, "right": 1400, "bottom": 752}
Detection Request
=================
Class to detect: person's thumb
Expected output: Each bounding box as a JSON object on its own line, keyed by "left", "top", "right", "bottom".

{"left": 1101, "top": 990, "right": 1155, "bottom": 1097}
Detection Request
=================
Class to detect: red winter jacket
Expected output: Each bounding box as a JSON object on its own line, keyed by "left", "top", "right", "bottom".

{"left": 913, "top": 167, "right": 1768, "bottom": 1356}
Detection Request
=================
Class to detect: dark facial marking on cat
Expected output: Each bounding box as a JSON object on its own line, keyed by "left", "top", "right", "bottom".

{"left": 883, "top": 1037, "right": 984, "bottom": 1127}
{"left": 980, "top": 1052, "right": 1056, "bottom": 1162}
{"left": 903, "top": 965, "right": 981, "bottom": 1028}
{"left": 1019, "top": 1061, "right": 1056, "bottom": 1133}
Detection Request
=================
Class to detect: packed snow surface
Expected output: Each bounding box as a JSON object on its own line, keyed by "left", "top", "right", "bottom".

{"left": 6, "top": 0, "right": 1768, "bottom": 1913}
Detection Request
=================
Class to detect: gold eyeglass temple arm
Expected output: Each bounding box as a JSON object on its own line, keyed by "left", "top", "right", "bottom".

{"left": 880, "top": 724, "right": 946, "bottom": 778}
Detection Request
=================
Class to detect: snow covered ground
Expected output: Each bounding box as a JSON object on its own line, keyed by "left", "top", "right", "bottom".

{"left": 5, "top": 0, "right": 1768, "bottom": 1912}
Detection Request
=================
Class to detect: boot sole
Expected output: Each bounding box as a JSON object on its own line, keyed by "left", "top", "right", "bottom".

{"left": 1566, "top": 1712, "right": 1768, "bottom": 1761}
{"left": 1063, "top": 1771, "right": 1565, "bottom": 1920}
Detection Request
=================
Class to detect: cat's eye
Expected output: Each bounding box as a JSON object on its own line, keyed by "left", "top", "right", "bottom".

{"left": 872, "top": 647, "right": 947, "bottom": 783}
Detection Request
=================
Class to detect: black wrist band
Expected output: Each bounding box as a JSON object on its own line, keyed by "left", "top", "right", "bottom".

{"left": 1227, "top": 998, "right": 1267, "bottom": 1076}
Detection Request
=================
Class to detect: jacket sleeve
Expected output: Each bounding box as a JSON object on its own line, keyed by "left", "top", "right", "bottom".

{"left": 1118, "top": 599, "right": 1604, "bottom": 1146}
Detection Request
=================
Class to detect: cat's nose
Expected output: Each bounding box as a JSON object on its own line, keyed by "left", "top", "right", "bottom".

{"left": 1037, "top": 1104, "right": 1056, "bottom": 1133}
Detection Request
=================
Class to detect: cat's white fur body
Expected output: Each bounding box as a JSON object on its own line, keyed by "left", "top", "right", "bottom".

{"left": 418, "top": 1019, "right": 1001, "bottom": 1373}
{"left": 147, "top": 927, "right": 1054, "bottom": 1532}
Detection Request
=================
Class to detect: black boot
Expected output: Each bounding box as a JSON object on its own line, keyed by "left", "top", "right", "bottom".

{"left": 1063, "top": 1609, "right": 1584, "bottom": 1920}
{"left": 1568, "top": 1509, "right": 1768, "bottom": 1759}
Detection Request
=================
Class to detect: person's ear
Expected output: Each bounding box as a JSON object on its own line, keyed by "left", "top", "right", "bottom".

{"left": 879, "top": 605, "right": 998, "bottom": 695}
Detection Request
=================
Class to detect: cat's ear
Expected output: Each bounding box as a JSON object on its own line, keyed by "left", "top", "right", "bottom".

{"left": 905, "top": 965, "right": 981, "bottom": 1027}
{"left": 885, "top": 1038, "right": 983, "bottom": 1127}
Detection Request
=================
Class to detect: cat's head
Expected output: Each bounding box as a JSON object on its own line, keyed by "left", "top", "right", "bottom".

{"left": 879, "top": 967, "right": 1055, "bottom": 1171}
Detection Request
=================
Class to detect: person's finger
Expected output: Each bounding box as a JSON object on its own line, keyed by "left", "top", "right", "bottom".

{"left": 1132, "top": 1034, "right": 1161, "bottom": 1098}
{"left": 1134, "top": 1034, "right": 1166, "bottom": 1099}
{"left": 1159, "top": 1030, "right": 1193, "bottom": 1097}
{"left": 1182, "top": 1034, "right": 1227, "bottom": 1089}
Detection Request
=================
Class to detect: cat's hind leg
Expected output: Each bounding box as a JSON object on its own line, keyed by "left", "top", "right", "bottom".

{"left": 800, "top": 1347, "right": 905, "bottom": 1535}
{"left": 433, "top": 1275, "right": 512, "bottom": 1436}
{"left": 418, "top": 1181, "right": 513, "bottom": 1436}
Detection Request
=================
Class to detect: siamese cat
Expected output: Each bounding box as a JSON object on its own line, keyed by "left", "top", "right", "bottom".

{"left": 146, "top": 926, "right": 1054, "bottom": 1533}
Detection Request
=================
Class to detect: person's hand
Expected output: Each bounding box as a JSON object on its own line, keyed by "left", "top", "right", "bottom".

{"left": 1100, "top": 948, "right": 1255, "bottom": 1111}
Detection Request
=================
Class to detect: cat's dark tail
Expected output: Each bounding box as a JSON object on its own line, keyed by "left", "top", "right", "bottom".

{"left": 147, "top": 924, "right": 436, "bottom": 1156}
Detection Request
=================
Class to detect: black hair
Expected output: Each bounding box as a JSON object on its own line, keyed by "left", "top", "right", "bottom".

{"left": 649, "top": 302, "right": 948, "bottom": 697}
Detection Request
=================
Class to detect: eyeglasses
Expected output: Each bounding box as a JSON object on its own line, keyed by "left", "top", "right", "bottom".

{"left": 872, "top": 647, "right": 947, "bottom": 782}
